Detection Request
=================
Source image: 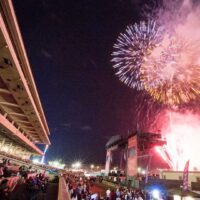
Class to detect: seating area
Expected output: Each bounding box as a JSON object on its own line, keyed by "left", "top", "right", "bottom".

{"left": 0, "top": 151, "right": 57, "bottom": 172}
{"left": 0, "top": 156, "right": 55, "bottom": 200}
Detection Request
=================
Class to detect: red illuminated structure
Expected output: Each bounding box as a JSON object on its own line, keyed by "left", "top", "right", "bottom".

{"left": 105, "top": 131, "right": 166, "bottom": 177}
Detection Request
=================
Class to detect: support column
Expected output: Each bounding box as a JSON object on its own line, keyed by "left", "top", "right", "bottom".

{"left": 0, "top": 138, "right": 5, "bottom": 151}
{"left": 105, "top": 149, "right": 112, "bottom": 176}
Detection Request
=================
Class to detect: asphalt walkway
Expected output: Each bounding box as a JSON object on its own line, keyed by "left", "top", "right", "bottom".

{"left": 44, "top": 182, "right": 58, "bottom": 200}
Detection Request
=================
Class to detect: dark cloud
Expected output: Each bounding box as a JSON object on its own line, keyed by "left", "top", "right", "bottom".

{"left": 63, "top": 123, "right": 71, "bottom": 127}
{"left": 41, "top": 49, "right": 52, "bottom": 59}
{"left": 81, "top": 125, "right": 92, "bottom": 131}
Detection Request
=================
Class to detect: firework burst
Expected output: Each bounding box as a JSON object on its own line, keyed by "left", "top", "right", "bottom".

{"left": 111, "top": 20, "right": 163, "bottom": 90}
{"left": 141, "top": 36, "right": 200, "bottom": 105}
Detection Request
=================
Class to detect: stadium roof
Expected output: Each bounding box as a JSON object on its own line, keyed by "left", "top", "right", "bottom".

{"left": 0, "top": 0, "right": 50, "bottom": 154}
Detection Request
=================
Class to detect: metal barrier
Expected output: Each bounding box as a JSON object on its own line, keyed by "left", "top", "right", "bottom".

{"left": 57, "top": 175, "right": 70, "bottom": 200}
{"left": 7, "top": 176, "right": 20, "bottom": 191}
{"left": 0, "top": 176, "right": 20, "bottom": 192}
{"left": 27, "top": 172, "right": 37, "bottom": 179}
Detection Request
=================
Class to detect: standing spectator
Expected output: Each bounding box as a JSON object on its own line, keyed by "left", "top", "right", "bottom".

{"left": 106, "top": 188, "right": 111, "bottom": 200}
{"left": 116, "top": 188, "right": 121, "bottom": 200}
{"left": 0, "top": 165, "right": 4, "bottom": 178}
{"left": 111, "top": 190, "right": 116, "bottom": 200}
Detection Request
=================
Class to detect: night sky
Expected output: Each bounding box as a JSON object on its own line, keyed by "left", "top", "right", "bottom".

{"left": 13, "top": 0, "right": 146, "bottom": 164}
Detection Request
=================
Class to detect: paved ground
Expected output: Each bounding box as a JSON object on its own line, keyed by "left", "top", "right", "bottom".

{"left": 44, "top": 183, "right": 58, "bottom": 200}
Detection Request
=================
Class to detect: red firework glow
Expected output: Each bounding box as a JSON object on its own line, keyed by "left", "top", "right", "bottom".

{"left": 156, "top": 111, "right": 200, "bottom": 171}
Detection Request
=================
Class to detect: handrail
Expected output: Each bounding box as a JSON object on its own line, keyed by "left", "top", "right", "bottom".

{"left": 0, "top": 176, "right": 20, "bottom": 192}
{"left": 57, "top": 175, "right": 70, "bottom": 200}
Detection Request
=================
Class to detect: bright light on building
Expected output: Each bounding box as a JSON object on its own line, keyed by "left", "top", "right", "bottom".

{"left": 173, "top": 196, "right": 194, "bottom": 200}
{"left": 2, "top": 146, "right": 9, "bottom": 152}
{"left": 96, "top": 166, "right": 100, "bottom": 169}
{"left": 142, "top": 170, "right": 146, "bottom": 175}
{"left": 137, "top": 167, "right": 141, "bottom": 173}
{"left": 173, "top": 195, "right": 181, "bottom": 200}
{"left": 32, "top": 158, "right": 40, "bottom": 164}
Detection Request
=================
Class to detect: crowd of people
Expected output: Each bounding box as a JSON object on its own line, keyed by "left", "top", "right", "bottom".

{"left": 21, "top": 173, "right": 49, "bottom": 200}
{"left": 105, "top": 188, "right": 147, "bottom": 200}
{"left": 66, "top": 174, "right": 100, "bottom": 200}
{"left": 64, "top": 173, "right": 168, "bottom": 200}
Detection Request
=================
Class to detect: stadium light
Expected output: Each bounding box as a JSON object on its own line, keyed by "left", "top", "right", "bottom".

{"left": 72, "top": 161, "right": 82, "bottom": 169}
{"left": 49, "top": 160, "right": 65, "bottom": 169}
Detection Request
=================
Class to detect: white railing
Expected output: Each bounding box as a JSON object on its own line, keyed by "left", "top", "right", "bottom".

{"left": 57, "top": 175, "right": 70, "bottom": 200}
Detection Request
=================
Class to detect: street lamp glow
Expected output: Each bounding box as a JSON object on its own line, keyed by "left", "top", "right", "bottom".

{"left": 90, "top": 164, "right": 94, "bottom": 169}
{"left": 72, "top": 161, "right": 82, "bottom": 169}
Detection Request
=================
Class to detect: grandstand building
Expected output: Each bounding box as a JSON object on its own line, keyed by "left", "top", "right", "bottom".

{"left": 0, "top": 0, "right": 50, "bottom": 161}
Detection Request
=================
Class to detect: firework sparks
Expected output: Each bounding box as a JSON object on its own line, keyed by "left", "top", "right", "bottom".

{"left": 141, "top": 37, "right": 200, "bottom": 105}
{"left": 111, "top": 20, "right": 162, "bottom": 90}
{"left": 156, "top": 111, "right": 200, "bottom": 171}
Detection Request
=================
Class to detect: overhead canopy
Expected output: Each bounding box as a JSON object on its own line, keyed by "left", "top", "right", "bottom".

{"left": 0, "top": 0, "right": 50, "bottom": 155}
{"left": 106, "top": 135, "right": 124, "bottom": 149}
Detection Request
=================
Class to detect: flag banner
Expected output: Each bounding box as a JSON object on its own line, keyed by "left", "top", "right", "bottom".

{"left": 127, "top": 135, "right": 138, "bottom": 176}
{"left": 183, "top": 160, "right": 190, "bottom": 191}
{"left": 145, "top": 165, "right": 149, "bottom": 184}
{"left": 105, "top": 150, "right": 111, "bottom": 175}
